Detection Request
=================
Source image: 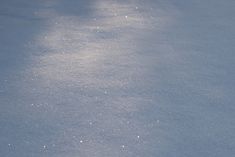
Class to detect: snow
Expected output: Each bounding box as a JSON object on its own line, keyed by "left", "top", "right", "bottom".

{"left": 0, "top": 0, "right": 235, "bottom": 157}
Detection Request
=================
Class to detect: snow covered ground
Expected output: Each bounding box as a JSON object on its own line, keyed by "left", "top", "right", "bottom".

{"left": 0, "top": 0, "right": 235, "bottom": 156}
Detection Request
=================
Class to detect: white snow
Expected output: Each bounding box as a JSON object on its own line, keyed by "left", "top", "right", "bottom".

{"left": 0, "top": 0, "right": 235, "bottom": 157}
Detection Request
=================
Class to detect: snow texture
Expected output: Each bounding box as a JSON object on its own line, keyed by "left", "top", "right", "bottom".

{"left": 0, "top": 0, "right": 235, "bottom": 157}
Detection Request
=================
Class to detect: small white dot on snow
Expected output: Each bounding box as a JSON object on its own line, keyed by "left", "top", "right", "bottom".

{"left": 80, "top": 140, "right": 83, "bottom": 143}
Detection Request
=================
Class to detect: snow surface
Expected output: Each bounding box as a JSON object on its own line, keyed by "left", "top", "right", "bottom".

{"left": 0, "top": 0, "right": 235, "bottom": 156}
